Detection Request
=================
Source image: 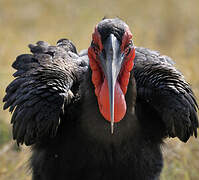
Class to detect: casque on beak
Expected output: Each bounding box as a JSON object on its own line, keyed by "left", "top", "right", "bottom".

{"left": 99, "top": 34, "right": 124, "bottom": 134}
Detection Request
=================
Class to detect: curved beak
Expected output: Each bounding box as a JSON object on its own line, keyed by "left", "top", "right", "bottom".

{"left": 99, "top": 34, "right": 124, "bottom": 134}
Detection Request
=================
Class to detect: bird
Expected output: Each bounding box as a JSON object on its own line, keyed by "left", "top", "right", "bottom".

{"left": 3, "top": 18, "right": 198, "bottom": 180}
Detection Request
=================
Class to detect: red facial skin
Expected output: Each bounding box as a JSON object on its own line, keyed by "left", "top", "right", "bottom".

{"left": 88, "top": 26, "right": 135, "bottom": 123}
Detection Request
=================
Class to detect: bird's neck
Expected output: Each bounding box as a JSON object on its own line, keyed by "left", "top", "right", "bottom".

{"left": 79, "top": 68, "right": 138, "bottom": 143}
{"left": 125, "top": 72, "right": 137, "bottom": 114}
{"left": 83, "top": 68, "right": 137, "bottom": 121}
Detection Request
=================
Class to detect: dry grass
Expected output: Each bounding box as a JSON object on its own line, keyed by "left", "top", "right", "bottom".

{"left": 0, "top": 0, "right": 199, "bottom": 179}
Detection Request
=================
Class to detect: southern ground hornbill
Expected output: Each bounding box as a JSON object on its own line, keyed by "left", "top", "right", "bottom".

{"left": 3, "top": 18, "right": 198, "bottom": 180}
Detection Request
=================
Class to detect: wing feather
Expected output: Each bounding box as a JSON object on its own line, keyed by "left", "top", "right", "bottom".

{"left": 3, "top": 39, "right": 88, "bottom": 145}
{"left": 134, "top": 47, "right": 198, "bottom": 142}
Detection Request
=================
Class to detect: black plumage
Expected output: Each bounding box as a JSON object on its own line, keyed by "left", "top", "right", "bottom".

{"left": 3, "top": 18, "right": 198, "bottom": 180}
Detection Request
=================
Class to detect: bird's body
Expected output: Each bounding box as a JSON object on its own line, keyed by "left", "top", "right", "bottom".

{"left": 31, "top": 49, "right": 163, "bottom": 180}
{"left": 3, "top": 18, "right": 198, "bottom": 180}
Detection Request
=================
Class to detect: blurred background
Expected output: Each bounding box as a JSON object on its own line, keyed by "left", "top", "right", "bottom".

{"left": 0, "top": 0, "right": 199, "bottom": 179}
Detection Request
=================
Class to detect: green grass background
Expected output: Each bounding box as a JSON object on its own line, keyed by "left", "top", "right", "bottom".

{"left": 0, "top": 0, "right": 199, "bottom": 179}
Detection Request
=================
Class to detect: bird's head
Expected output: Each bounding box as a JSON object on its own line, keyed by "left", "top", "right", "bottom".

{"left": 88, "top": 18, "right": 135, "bottom": 133}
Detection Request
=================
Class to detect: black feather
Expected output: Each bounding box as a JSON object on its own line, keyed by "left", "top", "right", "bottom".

{"left": 3, "top": 19, "right": 198, "bottom": 180}
{"left": 4, "top": 39, "right": 87, "bottom": 146}
{"left": 134, "top": 47, "right": 198, "bottom": 142}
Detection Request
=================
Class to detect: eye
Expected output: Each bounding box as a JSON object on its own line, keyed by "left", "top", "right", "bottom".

{"left": 91, "top": 41, "right": 100, "bottom": 55}
{"left": 129, "top": 40, "right": 133, "bottom": 46}
{"left": 125, "top": 47, "right": 131, "bottom": 56}
{"left": 124, "top": 40, "right": 133, "bottom": 56}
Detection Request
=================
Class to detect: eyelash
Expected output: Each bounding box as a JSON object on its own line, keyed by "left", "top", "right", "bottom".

{"left": 92, "top": 40, "right": 133, "bottom": 56}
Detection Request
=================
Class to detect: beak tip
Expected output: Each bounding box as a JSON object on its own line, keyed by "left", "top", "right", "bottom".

{"left": 111, "top": 122, "right": 114, "bottom": 134}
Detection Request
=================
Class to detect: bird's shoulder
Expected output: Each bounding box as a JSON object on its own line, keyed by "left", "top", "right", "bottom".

{"left": 132, "top": 47, "right": 198, "bottom": 142}
{"left": 134, "top": 46, "right": 174, "bottom": 65}
{"left": 133, "top": 46, "right": 181, "bottom": 90}
{"left": 3, "top": 39, "right": 89, "bottom": 145}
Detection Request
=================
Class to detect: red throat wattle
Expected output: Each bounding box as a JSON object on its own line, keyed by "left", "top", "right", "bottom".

{"left": 88, "top": 27, "right": 135, "bottom": 123}
{"left": 98, "top": 78, "right": 126, "bottom": 122}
